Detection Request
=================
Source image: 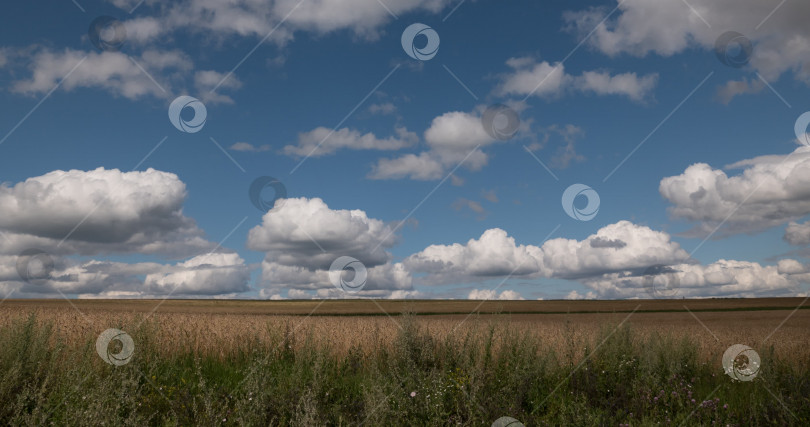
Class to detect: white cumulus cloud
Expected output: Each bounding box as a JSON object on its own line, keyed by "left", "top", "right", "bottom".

{"left": 369, "top": 110, "right": 503, "bottom": 180}
{"left": 564, "top": 0, "right": 810, "bottom": 89}
{"left": 468, "top": 289, "right": 525, "bottom": 300}
{"left": 0, "top": 168, "right": 249, "bottom": 297}
{"left": 660, "top": 147, "right": 810, "bottom": 236}
{"left": 405, "top": 221, "right": 691, "bottom": 284}
{"left": 0, "top": 167, "right": 213, "bottom": 257}
{"left": 247, "top": 197, "right": 412, "bottom": 297}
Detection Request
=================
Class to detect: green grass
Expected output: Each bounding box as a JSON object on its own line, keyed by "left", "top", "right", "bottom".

{"left": 0, "top": 314, "right": 807, "bottom": 426}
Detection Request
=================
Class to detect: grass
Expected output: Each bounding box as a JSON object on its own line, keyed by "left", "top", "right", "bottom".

{"left": 0, "top": 309, "right": 808, "bottom": 426}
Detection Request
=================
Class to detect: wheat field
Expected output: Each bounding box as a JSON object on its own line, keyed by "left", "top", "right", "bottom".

{"left": 1, "top": 298, "right": 807, "bottom": 360}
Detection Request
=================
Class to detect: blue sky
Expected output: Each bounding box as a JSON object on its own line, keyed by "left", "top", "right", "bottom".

{"left": 1, "top": 0, "right": 810, "bottom": 300}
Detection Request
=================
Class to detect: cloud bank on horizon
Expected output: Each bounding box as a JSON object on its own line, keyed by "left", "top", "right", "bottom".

{"left": 2, "top": 0, "right": 810, "bottom": 300}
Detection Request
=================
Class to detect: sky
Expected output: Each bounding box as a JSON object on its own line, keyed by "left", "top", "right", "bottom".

{"left": 1, "top": 0, "right": 810, "bottom": 301}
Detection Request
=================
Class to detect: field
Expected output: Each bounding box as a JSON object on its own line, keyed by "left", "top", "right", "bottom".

{"left": 0, "top": 298, "right": 808, "bottom": 425}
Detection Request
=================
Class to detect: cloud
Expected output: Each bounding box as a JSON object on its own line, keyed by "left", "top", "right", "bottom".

{"left": 387, "top": 289, "right": 425, "bottom": 299}
{"left": 272, "top": 0, "right": 451, "bottom": 39}
{"left": 577, "top": 70, "right": 658, "bottom": 102}
{"left": 247, "top": 197, "right": 396, "bottom": 268}
{"left": 405, "top": 221, "right": 691, "bottom": 285}
{"left": 481, "top": 189, "right": 498, "bottom": 203}
{"left": 194, "top": 70, "right": 243, "bottom": 104}
{"left": 369, "top": 110, "right": 498, "bottom": 180}
{"left": 564, "top": 0, "right": 810, "bottom": 85}
{"left": 403, "top": 218, "right": 801, "bottom": 298}
{"left": 246, "top": 197, "right": 412, "bottom": 296}
{"left": 452, "top": 198, "right": 486, "bottom": 219}
{"left": 590, "top": 237, "right": 628, "bottom": 249}
{"left": 11, "top": 253, "right": 251, "bottom": 298}
{"left": 2, "top": 167, "right": 804, "bottom": 299}
{"left": 582, "top": 259, "right": 799, "bottom": 299}
{"left": 65, "top": 253, "right": 248, "bottom": 298}
{"left": 715, "top": 78, "right": 765, "bottom": 105}
{"left": 142, "top": 253, "right": 251, "bottom": 295}
{"left": 369, "top": 152, "right": 447, "bottom": 180}
{"left": 283, "top": 126, "right": 418, "bottom": 157}
{"left": 468, "top": 289, "right": 525, "bottom": 300}
{"left": 113, "top": 0, "right": 454, "bottom": 45}
{"left": 497, "top": 60, "right": 572, "bottom": 98}
{"left": 106, "top": 0, "right": 149, "bottom": 11}
{"left": 0, "top": 168, "right": 213, "bottom": 257}
{"left": 230, "top": 142, "right": 272, "bottom": 152}
{"left": 424, "top": 111, "right": 494, "bottom": 156}
{"left": 777, "top": 258, "right": 805, "bottom": 275}
{"left": 116, "top": 1, "right": 291, "bottom": 45}
{"left": 539, "top": 221, "right": 692, "bottom": 279}
{"left": 11, "top": 48, "right": 239, "bottom": 103}
{"left": 660, "top": 147, "right": 810, "bottom": 236}
{"left": 785, "top": 221, "right": 810, "bottom": 246}
{"left": 451, "top": 189, "right": 498, "bottom": 218}
{"left": 496, "top": 58, "right": 658, "bottom": 102}
{"left": 566, "top": 290, "right": 597, "bottom": 300}
{"left": 12, "top": 49, "right": 185, "bottom": 99}
{"left": 368, "top": 102, "right": 397, "bottom": 115}
{"left": 277, "top": 286, "right": 425, "bottom": 300}
{"left": 0, "top": 168, "right": 249, "bottom": 297}
{"left": 525, "top": 124, "right": 586, "bottom": 169}
{"left": 405, "top": 228, "right": 544, "bottom": 283}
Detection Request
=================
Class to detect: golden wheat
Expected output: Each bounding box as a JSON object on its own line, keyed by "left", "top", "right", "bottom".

{"left": 1, "top": 299, "right": 808, "bottom": 367}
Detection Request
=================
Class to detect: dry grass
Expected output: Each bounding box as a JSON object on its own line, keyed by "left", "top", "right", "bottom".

{"left": 1, "top": 298, "right": 807, "bottom": 364}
